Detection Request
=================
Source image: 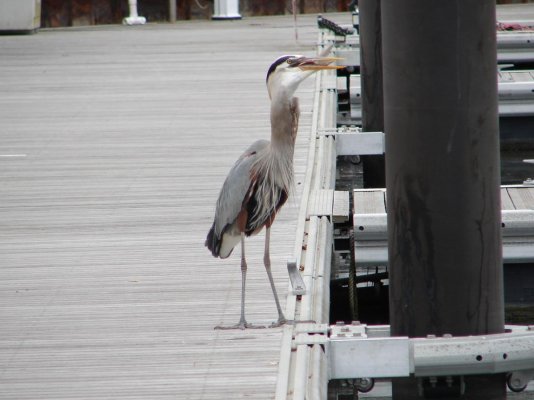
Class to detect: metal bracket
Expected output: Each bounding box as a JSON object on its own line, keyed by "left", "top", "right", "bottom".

{"left": 418, "top": 376, "right": 465, "bottom": 397}
{"left": 329, "top": 323, "right": 411, "bottom": 379}
{"left": 297, "top": 323, "right": 534, "bottom": 389}
{"left": 287, "top": 259, "right": 306, "bottom": 295}
{"left": 293, "top": 323, "right": 329, "bottom": 347}
{"left": 317, "top": 127, "right": 385, "bottom": 156}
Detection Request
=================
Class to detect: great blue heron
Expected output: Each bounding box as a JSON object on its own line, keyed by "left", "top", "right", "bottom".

{"left": 206, "top": 54, "right": 341, "bottom": 329}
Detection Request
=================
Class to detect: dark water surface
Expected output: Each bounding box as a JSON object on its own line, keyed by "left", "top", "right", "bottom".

{"left": 502, "top": 150, "right": 534, "bottom": 185}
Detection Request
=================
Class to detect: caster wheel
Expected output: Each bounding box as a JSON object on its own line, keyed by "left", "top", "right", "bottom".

{"left": 354, "top": 377, "right": 375, "bottom": 393}
{"left": 507, "top": 373, "right": 528, "bottom": 393}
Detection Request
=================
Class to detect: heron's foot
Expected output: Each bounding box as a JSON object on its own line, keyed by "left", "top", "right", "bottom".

{"left": 284, "top": 319, "right": 317, "bottom": 326}
{"left": 269, "top": 316, "right": 288, "bottom": 328}
{"left": 214, "top": 320, "right": 266, "bottom": 330}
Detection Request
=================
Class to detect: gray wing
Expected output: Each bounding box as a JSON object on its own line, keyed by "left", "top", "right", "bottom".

{"left": 206, "top": 139, "right": 269, "bottom": 257}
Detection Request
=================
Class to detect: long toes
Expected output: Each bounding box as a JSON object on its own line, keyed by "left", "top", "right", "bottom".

{"left": 245, "top": 323, "right": 266, "bottom": 329}
{"left": 214, "top": 323, "right": 246, "bottom": 330}
{"left": 214, "top": 321, "right": 266, "bottom": 330}
{"left": 269, "top": 318, "right": 287, "bottom": 328}
{"left": 283, "top": 319, "right": 316, "bottom": 326}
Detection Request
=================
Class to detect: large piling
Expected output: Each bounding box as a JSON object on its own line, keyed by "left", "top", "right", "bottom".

{"left": 382, "top": 1, "right": 506, "bottom": 398}
{"left": 359, "top": 0, "right": 385, "bottom": 188}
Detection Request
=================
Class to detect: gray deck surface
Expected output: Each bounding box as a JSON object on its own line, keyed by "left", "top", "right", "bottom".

{"left": 0, "top": 13, "right": 350, "bottom": 399}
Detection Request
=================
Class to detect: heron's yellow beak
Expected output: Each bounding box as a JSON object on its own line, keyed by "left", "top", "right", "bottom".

{"left": 298, "top": 56, "right": 344, "bottom": 71}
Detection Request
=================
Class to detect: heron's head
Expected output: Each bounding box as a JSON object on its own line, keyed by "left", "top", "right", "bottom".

{"left": 266, "top": 55, "right": 343, "bottom": 100}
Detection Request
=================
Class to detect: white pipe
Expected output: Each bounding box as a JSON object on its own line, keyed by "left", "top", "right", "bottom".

{"left": 212, "top": 0, "right": 241, "bottom": 20}
{"left": 314, "top": 217, "right": 332, "bottom": 323}
{"left": 293, "top": 345, "right": 310, "bottom": 400}
{"left": 123, "top": 0, "right": 146, "bottom": 25}
{"left": 301, "top": 217, "right": 319, "bottom": 321}
{"left": 309, "top": 345, "right": 328, "bottom": 399}
{"left": 169, "top": 0, "right": 176, "bottom": 23}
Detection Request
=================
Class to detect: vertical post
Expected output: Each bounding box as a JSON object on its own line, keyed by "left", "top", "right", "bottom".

{"left": 169, "top": 0, "right": 176, "bottom": 23}
{"left": 359, "top": 0, "right": 385, "bottom": 188}
{"left": 382, "top": 0, "right": 505, "bottom": 398}
{"left": 212, "top": 0, "right": 242, "bottom": 20}
{"left": 123, "top": 0, "right": 146, "bottom": 25}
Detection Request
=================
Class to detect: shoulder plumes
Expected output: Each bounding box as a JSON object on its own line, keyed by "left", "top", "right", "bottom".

{"left": 248, "top": 147, "right": 294, "bottom": 229}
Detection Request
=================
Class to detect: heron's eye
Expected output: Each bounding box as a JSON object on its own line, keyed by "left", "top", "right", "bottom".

{"left": 287, "top": 58, "right": 302, "bottom": 68}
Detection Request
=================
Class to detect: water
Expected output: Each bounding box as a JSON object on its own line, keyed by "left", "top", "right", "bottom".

{"left": 502, "top": 149, "right": 534, "bottom": 185}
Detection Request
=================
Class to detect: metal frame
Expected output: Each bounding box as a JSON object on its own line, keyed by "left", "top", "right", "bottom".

{"left": 343, "top": 71, "right": 534, "bottom": 118}
{"left": 318, "top": 127, "right": 384, "bottom": 155}
{"left": 353, "top": 187, "right": 534, "bottom": 266}
{"left": 499, "top": 75, "right": 534, "bottom": 117}
{"left": 276, "top": 24, "right": 534, "bottom": 400}
{"left": 324, "top": 25, "right": 534, "bottom": 68}
{"left": 294, "top": 322, "right": 534, "bottom": 388}
{"left": 498, "top": 32, "right": 534, "bottom": 64}
{"left": 275, "top": 34, "right": 340, "bottom": 400}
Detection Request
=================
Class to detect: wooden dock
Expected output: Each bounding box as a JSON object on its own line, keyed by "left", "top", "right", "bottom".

{"left": 0, "top": 13, "right": 350, "bottom": 399}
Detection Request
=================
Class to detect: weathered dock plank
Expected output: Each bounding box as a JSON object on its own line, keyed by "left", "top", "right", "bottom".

{"left": 0, "top": 14, "right": 342, "bottom": 399}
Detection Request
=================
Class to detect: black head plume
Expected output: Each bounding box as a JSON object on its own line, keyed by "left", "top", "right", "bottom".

{"left": 266, "top": 55, "right": 293, "bottom": 83}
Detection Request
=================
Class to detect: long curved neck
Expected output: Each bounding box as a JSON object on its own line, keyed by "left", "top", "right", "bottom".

{"left": 270, "top": 92, "right": 299, "bottom": 154}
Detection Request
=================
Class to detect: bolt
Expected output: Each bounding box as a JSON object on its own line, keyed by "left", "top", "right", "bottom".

{"left": 429, "top": 377, "right": 437, "bottom": 388}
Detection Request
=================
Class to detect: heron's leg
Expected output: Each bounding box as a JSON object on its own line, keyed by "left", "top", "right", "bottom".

{"left": 215, "top": 234, "right": 265, "bottom": 330}
{"left": 264, "top": 227, "right": 287, "bottom": 327}
{"left": 237, "top": 233, "right": 248, "bottom": 327}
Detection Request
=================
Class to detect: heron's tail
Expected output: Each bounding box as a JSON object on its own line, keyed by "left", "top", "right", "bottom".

{"left": 205, "top": 223, "right": 238, "bottom": 259}
{"left": 205, "top": 224, "right": 221, "bottom": 257}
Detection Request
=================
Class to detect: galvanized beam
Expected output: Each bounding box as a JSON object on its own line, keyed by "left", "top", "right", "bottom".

{"left": 295, "top": 323, "right": 534, "bottom": 386}
{"left": 318, "top": 127, "right": 385, "bottom": 155}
